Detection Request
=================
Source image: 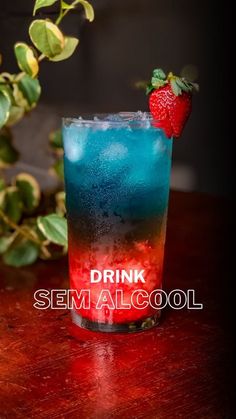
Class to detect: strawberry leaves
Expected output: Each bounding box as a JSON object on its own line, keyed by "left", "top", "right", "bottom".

{"left": 170, "top": 79, "right": 182, "bottom": 96}
{"left": 171, "top": 76, "right": 199, "bottom": 95}
{"left": 146, "top": 68, "right": 167, "bottom": 94}
{"left": 153, "top": 68, "right": 166, "bottom": 79}
{"left": 147, "top": 68, "right": 199, "bottom": 97}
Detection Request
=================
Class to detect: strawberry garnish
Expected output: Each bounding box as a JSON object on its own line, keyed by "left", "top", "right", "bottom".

{"left": 147, "top": 68, "right": 198, "bottom": 138}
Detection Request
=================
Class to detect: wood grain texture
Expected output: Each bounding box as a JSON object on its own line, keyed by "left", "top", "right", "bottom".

{"left": 0, "top": 191, "right": 233, "bottom": 419}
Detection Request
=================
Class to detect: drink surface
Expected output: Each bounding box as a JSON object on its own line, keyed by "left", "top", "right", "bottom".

{"left": 63, "top": 113, "right": 173, "bottom": 329}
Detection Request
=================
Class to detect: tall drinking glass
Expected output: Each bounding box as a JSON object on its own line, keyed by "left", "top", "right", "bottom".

{"left": 63, "top": 113, "right": 172, "bottom": 332}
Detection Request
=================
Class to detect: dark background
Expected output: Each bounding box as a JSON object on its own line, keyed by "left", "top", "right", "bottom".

{"left": 0, "top": 2, "right": 234, "bottom": 415}
{"left": 0, "top": 0, "right": 233, "bottom": 195}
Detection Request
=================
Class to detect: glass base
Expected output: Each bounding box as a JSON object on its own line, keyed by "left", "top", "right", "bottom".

{"left": 71, "top": 310, "right": 161, "bottom": 333}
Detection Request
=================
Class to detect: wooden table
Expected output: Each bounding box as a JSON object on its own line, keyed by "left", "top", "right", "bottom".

{"left": 0, "top": 191, "right": 233, "bottom": 418}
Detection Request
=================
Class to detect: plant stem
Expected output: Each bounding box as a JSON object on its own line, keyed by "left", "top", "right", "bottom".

{"left": 0, "top": 208, "right": 48, "bottom": 252}
{"left": 56, "top": 0, "right": 80, "bottom": 25}
{"left": 38, "top": 54, "right": 45, "bottom": 62}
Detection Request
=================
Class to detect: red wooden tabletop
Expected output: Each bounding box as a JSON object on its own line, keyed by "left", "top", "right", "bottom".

{"left": 0, "top": 191, "right": 233, "bottom": 419}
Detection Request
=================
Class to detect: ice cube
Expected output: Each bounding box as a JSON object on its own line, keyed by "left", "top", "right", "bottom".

{"left": 117, "top": 111, "right": 151, "bottom": 128}
{"left": 134, "top": 111, "right": 149, "bottom": 120}
{"left": 106, "top": 114, "right": 124, "bottom": 122}
{"left": 64, "top": 127, "right": 88, "bottom": 162}
{"left": 101, "top": 143, "right": 128, "bottom": 160}
{"left": 153, "top": 137, "right": 167, "bottom": 155}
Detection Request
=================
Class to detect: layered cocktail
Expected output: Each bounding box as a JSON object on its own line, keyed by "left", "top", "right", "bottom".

{"left": 63, "top": 112, "right": 172, "bottom": 332}
{"left": 63, "top": 68, "right": 198, "bottom": 332}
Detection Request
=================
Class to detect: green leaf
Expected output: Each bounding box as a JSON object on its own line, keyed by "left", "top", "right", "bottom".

{"left": 134, "top": 80, "right": 148, "bottom": 90}
{"left": 170, "top": 79, "right": 181, "bottom": 96}
{"left": 12, "top": 84, "right": 29, "bottom": 110}
{"left": 61, "top": 0, "right": 75, "bottom": 10}
{"left": 175, "top": 78, "right": 189, "bottom": 93}
{"left": 0, "top": 130, "right": 19, "bottom": 168}
{"left": 6, "top": 106, "right": 25, "bottom": 127}
{"left": 146, "top": 83, "right": 154, "bottom": 95}
{"left": 14, "top": 173, "right": 41, "bottom": 212}
{"left": 33, "top": 0, "right": 58, "bottom": 16}
{"left": 29, "top": 19, "right": 65, "bottom": 58}
{"left": 77, "top": 0, "right": 94, "bottom": 22}
{"left": 49, "top": 129, "right": 63, "bottom": 148}
{"left": 0, "top": 84, "right": 14, "bottom": 103}
{"left": 50, "top": 36, "right": 79, "bottom": 62}
{"left": 0, "top": 90, "right": 11, "bottom": 129}
{"left": 53, "top": 158, "right": 64, "bottom": 180}
{"left": 151, "top": 77, "right": 167, "bottom": 89}
{"left": 152, "top": 68, "right": 166, "bottom": 80}
{"left": 0, "top": 235, "right": 14, "bottom": 255}
{"left": 18, "top": 74, "right": 41, "bottom": 108}
{"left": 4, "top": 187, "right": 23, "bottom": 223}
{"left": 3, "top": 238, "right": 39, "bottom": 267}
{"left": 190, "top": 82, "right": 199, "bottom": 92}
{"left": 37, "top": 214, "right": 67, "bottom": 246}
{"left": 14, "top": 43, "right": 39, "bottom": 78}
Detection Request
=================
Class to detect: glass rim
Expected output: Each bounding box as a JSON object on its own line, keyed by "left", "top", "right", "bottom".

{"left": 62, "top": 111, "right": 160, "bottom": 127}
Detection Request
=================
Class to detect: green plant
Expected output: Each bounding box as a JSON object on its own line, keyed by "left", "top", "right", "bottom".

{"left": 0, "top": 0, "right": 94, "bottom": 267}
